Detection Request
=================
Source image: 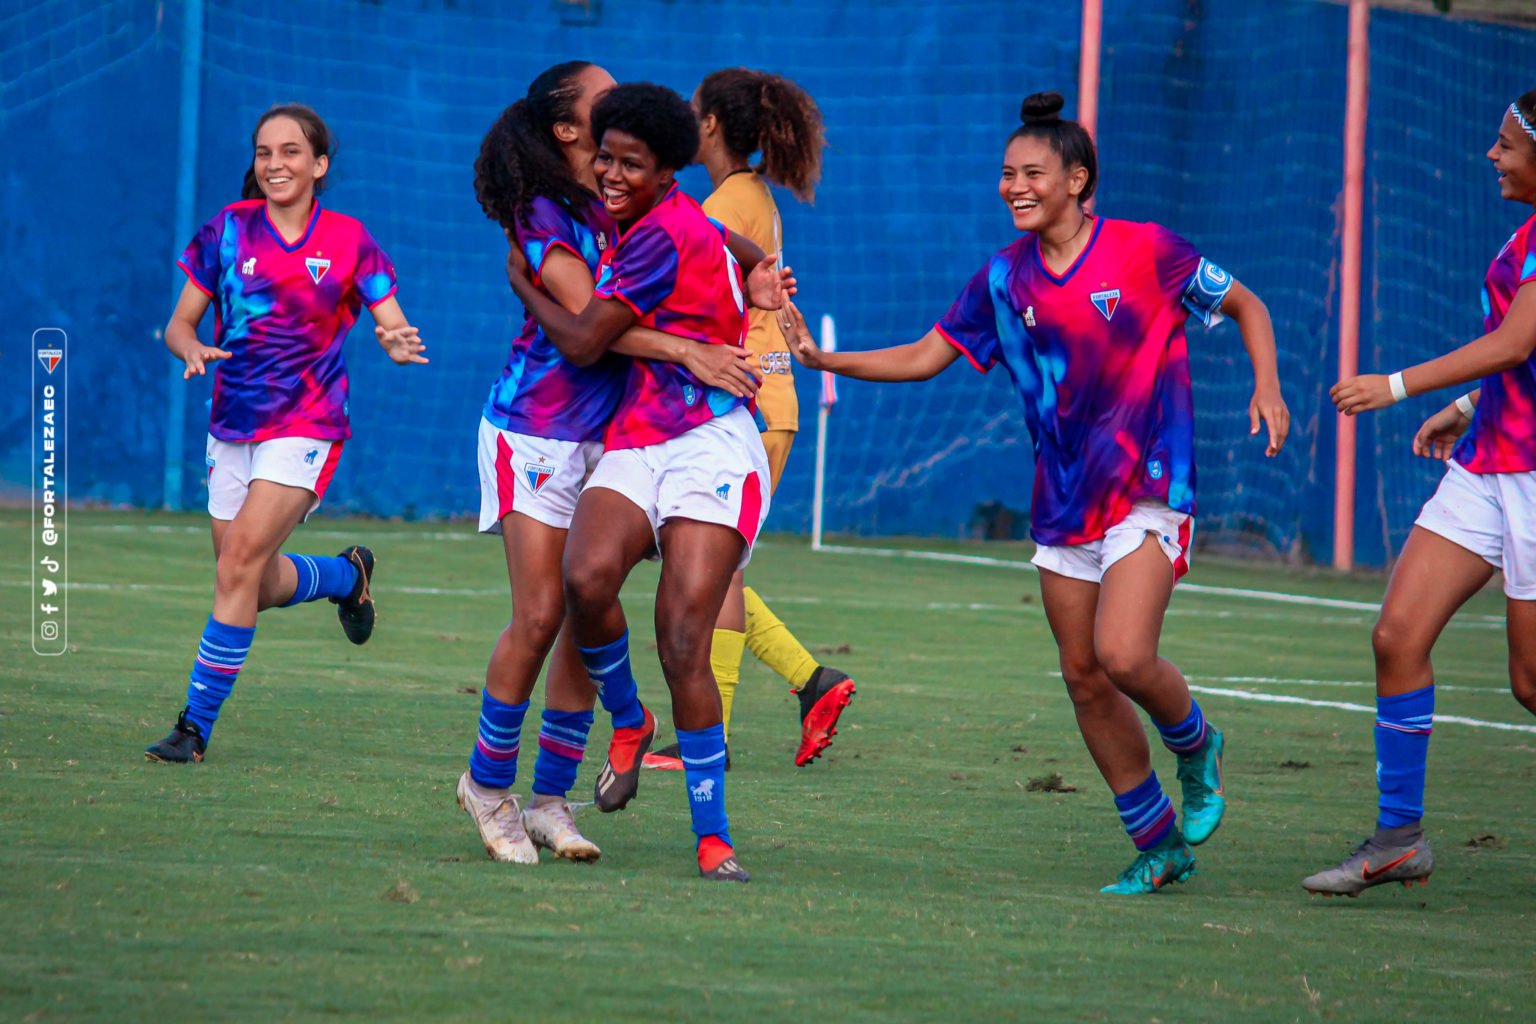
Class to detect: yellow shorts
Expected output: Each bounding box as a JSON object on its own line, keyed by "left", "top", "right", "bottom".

{"left": 761, "top": 429, "right": 796, "bottom": 492}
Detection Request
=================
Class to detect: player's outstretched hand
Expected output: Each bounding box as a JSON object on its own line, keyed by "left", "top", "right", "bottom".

{"left": 376, "top": 324, "right": 429, "bottom": 365}
{"left": 1330, "top": 373, "right": 1394, "bottom": 415}
{"left": 1412, "top": 401, "right": 1471, "bottom": 461}
{"left": 180, "top": 343, "right": 231, "bottom": 380}
{"left": 683, "top": 343, "right": 761, "bottom": 399}
{"left": 746, "top": 254, "right": 796, "bottom": 311}
{"left": 776, "top": 300, "right": 825, "bottom": 369}
{"left": 1249, "top": 385, "right": 1290, "bottom": 456}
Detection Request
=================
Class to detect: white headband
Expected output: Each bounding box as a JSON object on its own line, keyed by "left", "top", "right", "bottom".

{"left": 1512, "top": 102, "right": 1536, "bottom": 142}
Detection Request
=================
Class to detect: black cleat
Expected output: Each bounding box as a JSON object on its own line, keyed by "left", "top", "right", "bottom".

{"left": 145, "top": 708, "right": 206, "bottom": 763}
{"left": 331, "top": 545, "right": 375, "bottom": 645}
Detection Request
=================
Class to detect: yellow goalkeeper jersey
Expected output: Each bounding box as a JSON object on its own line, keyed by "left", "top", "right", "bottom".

{"left": 703, "top": 171, "right": 799, "bottom": 432}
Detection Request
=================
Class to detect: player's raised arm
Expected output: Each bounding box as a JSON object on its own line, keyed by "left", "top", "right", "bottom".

{"left": 1332, "top": 283, "right": 1536, "bottom": 414}
{"left": 506, "top": 251, "right": 637, "bottom": 367}
{"left": 1218, "top": 280, "right": 1289, "bottom": 456}
{"left": 778, "top": 300, "right": 960, "bottom": 381}
{"left": 164, "top": 279, "right": 229, "bottom": 379}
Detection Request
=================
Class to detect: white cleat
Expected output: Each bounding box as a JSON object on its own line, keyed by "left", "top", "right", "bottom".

{"left": 456, "top": 772, "right": 538, "bottom": 864}
{"left": 523, "top": 797, "right": 601, "bottom": 863}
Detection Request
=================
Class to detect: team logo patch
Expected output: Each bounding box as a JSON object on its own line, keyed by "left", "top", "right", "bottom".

{"left": 596, "top": 231, "right": 608, "bottom": 252}
{"left": 715, "top": 483, "right": 731, "bottom": 500}
{"left": 524, "top": 460, "right": 555, "bottom": 494}
{"left": 690, "top": 778, "right": 716, "bottom": 803}
{"left": 1148, "top": 459, "right": 1164, "bottom": 480}
{"left": 1023, "top": 305, "right": 1036, "bottom": 328}
{"left": 683, "top": 384, "right": 698, "bottom": 408}
{"left": 1090, "top": 289, "right": 1120, "bottom": 321}
{"left": 304, "top": 449, "right": 320, "bottom": 466}
{"left": 37, "top": 349, "right": 62, "bottom": 374}
{"left": 305, "top": 256, "right": 332, "bottom": 284}
{"left": 241, "top": 257, "right": 256, "bottom": 276}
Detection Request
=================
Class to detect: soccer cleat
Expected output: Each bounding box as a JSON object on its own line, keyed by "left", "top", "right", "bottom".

{"left": 1099, "top": 831, "right": 1196, "bottom": 895}
{"left": 1175, "top": 726, "right": 1226, "bottom": 845}
{"left": 523, "top": 798, "right": 601, "bottom": 863}
{"left": 1302, "top": 834, "right": 1434, "bottom": 897}
{"left": 643, "top": 741, "right": 729, "bottom": 772}
{"left": 594, "top": 704, "right": 656, "bottom": 812}
{"left": 697, "top": 835, "right": 750, "bottom": 883}
{"left": 456, "top": 772, "right": 538, "bottom": 864}
{"left": 144, "top": 707, "right": 207, "bottom": 763}
{"left": 331, "top": 545, "right": 375, "bottom": 645}
{"left": 795, "top": 666, "right": 856, "bottom": 767}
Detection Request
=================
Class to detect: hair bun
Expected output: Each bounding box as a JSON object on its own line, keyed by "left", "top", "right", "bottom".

{"left": 1020, "top": 91, "right": 1065, "bottom": 125}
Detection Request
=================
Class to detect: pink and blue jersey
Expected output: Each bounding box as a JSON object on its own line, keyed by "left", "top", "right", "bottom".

{"left": 936, "top": 217, "right": 1232, "bottom": 547}
{"left": 592, "top": 184, "right": 749, "bottom": 451}
{"left": 1453, "top": 211, "right": 1536, "bottom": 473}
{"left": 178, "top": 199, "right": 397, "bottom": 443}
{"left": 484, "top": 194, "right": 628, "bottom": 442}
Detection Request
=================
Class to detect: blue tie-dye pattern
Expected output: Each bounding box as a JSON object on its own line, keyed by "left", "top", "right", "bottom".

{"left": 218, "top": 215, "right": 272, "bottom": 344}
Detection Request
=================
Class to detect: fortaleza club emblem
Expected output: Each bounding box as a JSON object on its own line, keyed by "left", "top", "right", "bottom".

{"left": 37, "top": 348, "right": 63, "bottom": 374}
{"left": 682, "top": 384, "right": 698, "bottom": 407}
{"left": 1090, "top": 288, "right": 1120, "bottom": 321}
{"left": 305, "top": 256, "right": 332, "bottom": 284}
{"left": 525, "top": 460, "right": 555, "bottom": 493}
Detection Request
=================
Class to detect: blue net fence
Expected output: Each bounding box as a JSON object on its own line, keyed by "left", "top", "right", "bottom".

{"left": 3, "top": 0, "right": 1534, "bottom": 565}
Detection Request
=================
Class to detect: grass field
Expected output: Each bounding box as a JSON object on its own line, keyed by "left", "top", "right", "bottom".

{"left": 3, "top": 508, "right": 1533, "bottom": 1022}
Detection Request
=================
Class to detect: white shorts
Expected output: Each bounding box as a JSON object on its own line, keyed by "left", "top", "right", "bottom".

{"left": 1031, "top": 500, "right": 1194, "bottom": 584}
{"left": 1415, "top": 460, "right": 1536, "bottom": 600}
{"left": 205, "top": 435, "right": 342, "bottom": 521}
{"left": 477, "top": 418, "right": 603, "bottom": 532}
{"left": 584, "top": 406, "right": 771, "bottom": 570}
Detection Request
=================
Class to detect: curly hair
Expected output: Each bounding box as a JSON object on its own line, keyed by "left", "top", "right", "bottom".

{"left": 474, "top": 60, "right": 600, "bottom": 233}
{"left": 1517, "top": 89, "right": 1536, "bottom": 150}
{"left": 697, "top": 68, "right": 824, "bottom": 203}
{"left": 590, "top": 83, "right": 699, "bottom": 173}
{"left": 242, "top": 103, "right": 334, "bottom": 201}
{"left": 1008, "top": 91, "right": 1098, "bottom": 205}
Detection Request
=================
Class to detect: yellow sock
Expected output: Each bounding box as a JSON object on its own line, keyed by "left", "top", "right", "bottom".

{"left": 742, "top": 586, "right": 819, "bottom": 691}
{"left": 710, "top": 628, "right": 746, "bottom": 739}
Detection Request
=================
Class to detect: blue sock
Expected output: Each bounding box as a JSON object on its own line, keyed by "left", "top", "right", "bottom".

{"left": 468, "top": 692, "right": 529, "bottom": 789}
{"left": 1113, "top": 771, "right": 1176, "bottom": 851}
{"left": 578, "top": 632, "right": 645, "bottom": 729}
{"left": 280, "top": 553, "right": 358, "bottom": 607}
{"left": 532, "top": 708, "right": 593, "bottom": 798}
{"left": 183, "top": 615, "right": 256, "bottom": 741}
{"left": 1156, "top": 700, "right": 1208, "bottom": 755}
{"left": 1376, "top": 685, "right": 1435, "bottom": 828}
{"left": 677, "top": 723, "right": 731, "bottom": 846}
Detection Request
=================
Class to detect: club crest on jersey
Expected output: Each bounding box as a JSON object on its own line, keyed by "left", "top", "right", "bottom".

{"left": 37, "top": 348, "right": 62, "bottom": 374}
{"left": 683, "top": 384, "right": 698, "bottom": 407}
{"left": 1023, "top": 305, "right": 1036, "bottom": 328}
{"left": 305, "top": 256, "right": 332, "bottom": 284}
{"left": 524, "top": 459, "right": 555, "bottom": 494}
{"left": 1090, "top": 289, "right": 1120, "bottom": 321}
{"left": 1148, "top": 459, "right": 1164, "bottom": 480}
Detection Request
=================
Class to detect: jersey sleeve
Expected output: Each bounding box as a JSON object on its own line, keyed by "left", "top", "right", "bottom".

{"left": 1152, "top": 224, "right": 1232, "bottom": 328}
{"left": 176, "top": 215, "right": 224, "bottom": 297}
{"left": 592, "top": 221, "right": 679, "bottom": 319}
{"left": 355, "top": 225, "right": 398, "bottom": 309}
{"left": 1519, "top": 224, "right": 1536, "bottom": 288}
{"left": 519, "top": 197, "right": 586, "bottom": 286}
{"left": 934, "top": 261, "right": 1002, "bottom": 372}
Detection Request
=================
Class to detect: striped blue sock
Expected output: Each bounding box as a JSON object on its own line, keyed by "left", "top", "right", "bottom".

{"left": 1156, "top": 700, "right": 1208, "bottom": 755}
{"left": 677, "top": 724, "right": 731, "bottom": 845}
{"left": 1113, "top": 771, "right": 1176, "bottom": 851}
{"left": 1376, "top": 685, "right": 1435, "bottom": 828}
{"left": 532, "top": 708, "right": 593, "bottom": 797}
{"left": 468, "top": 692, "right": 529, "bottom": 789}
{"left": 183, "top": 615, "right": 255, "bottom": 741}
{"left": 578, "top": 632, "right": 645, "bottom": 729}
{"left": 280, "top": 553, "right": 358, "bottom": 607}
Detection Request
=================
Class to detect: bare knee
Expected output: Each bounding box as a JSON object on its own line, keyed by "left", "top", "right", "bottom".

{"left": 562, "top": 553, "right": 622, "bottom": 618}
{"left": 656, "top": 616, "right": 711, "bottom": 683}
{"left": 1061, "top": 656, "right": 1118, "bottom": 714}
{"left": 1095, "top": 640, "right": 1158, "bottom": 692}
{"left": 509, "top": 598, "right": 564, "bottom": 653}
{"left": 215, "top": 534, "right": 268, "bottom": 594}
{"left": 1511, "top": 660, "right": 1536, "bottom": 715}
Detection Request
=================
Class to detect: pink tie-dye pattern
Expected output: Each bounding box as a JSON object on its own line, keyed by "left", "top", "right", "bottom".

{"left": 1453, "top": 212, "right": 1536, "bottom": 473}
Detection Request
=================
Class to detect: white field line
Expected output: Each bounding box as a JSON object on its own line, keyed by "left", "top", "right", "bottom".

{"left": 1186, "top": 674, "right": 1504, "bottom": 695}
{"left": 814, "top": 543, "right": 1505, "bottom": 624}
{"left": 1185, "top": 684, "right": 1536, "bottom": 734}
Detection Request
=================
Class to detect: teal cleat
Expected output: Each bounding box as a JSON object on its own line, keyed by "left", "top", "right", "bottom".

{"left": 1176, "top": 726, "right": 1225, "bottom": 845}
{"left": 1100, "top": 831, "right": 1196, "bottom": 895}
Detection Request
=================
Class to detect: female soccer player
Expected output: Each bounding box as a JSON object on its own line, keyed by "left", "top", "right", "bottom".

{"left": 145, "top": 103, "right": 426, "bottom": 764}
{"left": 458, "top": 62, "right": 759, "bottom": 866}
{"left": 644, "top": 67, "right": 854, "bottom": 774}
{"left": 1304, "top": 92, "right": 1536, "bottom": 898}
{"left": 504, "top": 82, "right": 792, "bottom": 882}
{"left": 780, "top": 92, "right": 1289, "bottom": 894}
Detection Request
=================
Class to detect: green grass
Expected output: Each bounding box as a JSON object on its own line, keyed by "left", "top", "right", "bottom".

{"left": 1, "top": 509, "right": 1532, "bottom": 1022}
